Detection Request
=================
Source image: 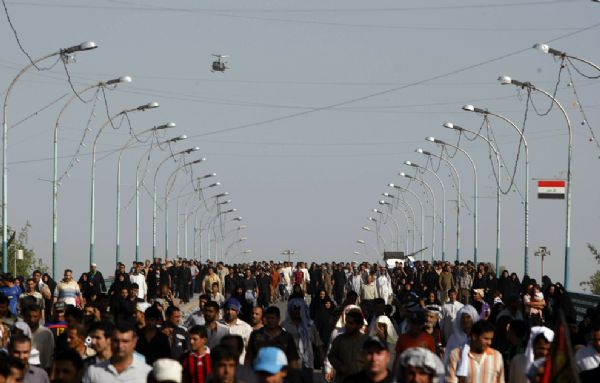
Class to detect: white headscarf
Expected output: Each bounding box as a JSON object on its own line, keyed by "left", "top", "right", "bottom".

{"left": 525, "top": 326, "right": 554, "bottom": 370}
{"left": 368, "top": 315, "right": 398, "bottom": 345}
{"left": 444, "top": 305, "right": 480, "bottom": 365}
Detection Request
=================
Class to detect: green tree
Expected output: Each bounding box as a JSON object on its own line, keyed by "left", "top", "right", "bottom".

{"left": 580, "top": 243, "right": 600, "bottom": 295}
{"left": 1, "top": 222, "right": 48, "bottom": 276}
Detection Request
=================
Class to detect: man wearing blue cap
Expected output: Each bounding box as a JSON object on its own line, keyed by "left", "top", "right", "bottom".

{"left": 253, "top": 347, "right": 288, "bottom": 383}
{"left": 220, "top": 297, "right": 252, "bottom": 364}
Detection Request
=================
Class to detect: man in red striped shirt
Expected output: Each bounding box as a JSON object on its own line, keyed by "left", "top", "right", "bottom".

{"left": 180, "top": 325, "right": 212, "bottom": 383}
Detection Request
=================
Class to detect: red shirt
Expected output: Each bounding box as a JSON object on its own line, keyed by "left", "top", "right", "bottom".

{"left": 395, "top": 331, "right": 436, "bottom": 356}
{"left": 180, "top": 349, "right": 211, "bottom": 383}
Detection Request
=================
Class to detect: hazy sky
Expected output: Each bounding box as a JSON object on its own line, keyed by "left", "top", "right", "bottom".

{"left": 1, "top": 0, "right": 599, "bottom": 291}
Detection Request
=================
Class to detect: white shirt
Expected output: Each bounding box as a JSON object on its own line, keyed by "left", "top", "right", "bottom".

{"left": 129, "top": 273, "right": 147, "bottom": 300}
{"left": 440, "top": 300, "right": 464, "bottom": 341}
{"left": 206, "top": 321, "right": 231, "bottom": 349}
{"left": 221, "top": 318, "right": 252, "bottom": 364}
{"left": 83, "top": 358, "right": 151, "bottom": 383}
{"left": 282, "top": 267, "right": 292, "bottom": 285}
{"left": 575, "top": 345, "right": 600, "bottom": 372}
{"left": 301, "top": 268, "right": 310, "bottom": 283}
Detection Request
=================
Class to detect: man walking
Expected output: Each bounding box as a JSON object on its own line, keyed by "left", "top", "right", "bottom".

{"left": 84, "top": 322, "right": 152, "bottom": 383}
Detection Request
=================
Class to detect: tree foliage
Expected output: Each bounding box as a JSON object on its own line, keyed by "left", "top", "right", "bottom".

{"left": 580, "top": 243, "right": 600, "bottom": 295}
{"left": 1, "top": 222, "right": 48, "bottom": 276}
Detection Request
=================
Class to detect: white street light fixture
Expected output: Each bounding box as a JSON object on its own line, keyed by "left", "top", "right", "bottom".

{"left": 90, "top": 103, "right": 161, "bottom": 265}
{"left": 6, "top": 41, "right": 99, "bottom": 273}
{"left": 426, "top": 135, "right": 478, "bottom": 263}
{"left": 115, "top": 121, "right": 178, "bottom": 266}
{"left": 443, "top": 121, "right": 501, "bottom": 270}
{"left": 499, "top": 74, "right": 573, "bottom": 288}
{"left": 52, "top": 74, "right": 133, "bottom": 277}
{"left": 462, "top": 103, "right": 531, "bottom": 274}
{"left": 403, "top": 159, "right": 447, "bottom": 261}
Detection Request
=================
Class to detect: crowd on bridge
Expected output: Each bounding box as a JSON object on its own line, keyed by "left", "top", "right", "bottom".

{"left": 0, "top": 257, "right": 597, "bottom": 383}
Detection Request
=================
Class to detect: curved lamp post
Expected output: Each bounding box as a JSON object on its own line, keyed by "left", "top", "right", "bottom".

{"left": 177, "top": 174, "right": 217, "bottom": 259}
{"left": 399, "top": 172, "right": 436, "bottom": 261}
{"left": 52, "top": 75, "right": 131, "bottom": 278}
{"left": 115, "top": 122, "right": 175, "bottom": 266}
{"left": 134, "top": 135, "right": 187, "bottom": 261}
{"left": 463, "top": 104, "right": 530, "bottom": 275}
{"left": 404, "top": 161, "right": 446, "bottom": 261}
{"left": 533, "top": 43, "right": 600, "bottom": 72}
{"left": 377, "top": 202, "right": 409, "bottom": 254}
{"left": 426, "top": 137, "right": 479, "bottom": 265}
{"left": 3, "top": 40, "right": 98, "bottom": 272}
{"left": 163, "top": 158, "right": 206, "bottom": 259}
{"left": 389, "top": 183, "right": 425, "bottom": 260}
{"left": 416, "top": 148, "right": 462, "bottom": 262}
{"left": 499, "top": 75, "right": 572, "bottom": 287}
{"left": 369, "top": 212, "right": 394, "bottom": 253}
{"left": 443, "top": 122, "right": 501, "bottom": 275}
{"left": 89, "top": 102, "right": 159, "bottom": 265}
{"left": 152, "top": 147, "right": 200, "bottom": 260}
{"left": 382, "top": 193, "right": 416, "bottom": 253}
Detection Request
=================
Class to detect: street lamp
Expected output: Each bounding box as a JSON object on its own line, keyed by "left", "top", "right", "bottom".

{"left": 389, "top": 183, "right": 425, "bottom": 260}
{"left": 416, "top": 148, "right": 462, "bottom": 262}
{"left": 463, "top": 104, "right": 530, "bottom": 274}
{"left": 3, "top": 40, "right": 98, "bottom": 272}
{"left": 89, "top": 102, "right": 159, "bottom": 265}
{"left": 224, "top": 237, "right": 247, "bottom": 260}
{"left": 400, "top": 172, "right": 436, "bottom": 261}
{"left": 373, "top": 208, "right": 404, "bottom": 253}
{"left": 382, "top": 193, "right": 416, "bottom": 253}
{"left": 371, "top": 209, "right": 393, "bottom": 254}
{"left": 114, "top": 122, "right": 175, "bottom": 266}
{"left": 152, "top": 147, "right": 200, "bottom": 259}
{"left": 426, "top": 136, "right": 479, "bottom": 265}
{"left": 533, "top": 43, "right": 600, "bottom": 72}
{"left": 499, "top": 75, "right": 572, "bottom": 288}
{"left": 443, "top": 122, "right": 502, "bottom": 274}
{"left": 133, "top": 135, "right": 186, "bottom": 261}
{"left": 51, "top": 75, "right": 131, "bottom": 278}
{"left": 404, "top": 160, "right": 447, "bottom": 261}
{"left": 163, "top": 158, "right": 206, "bottom": 259}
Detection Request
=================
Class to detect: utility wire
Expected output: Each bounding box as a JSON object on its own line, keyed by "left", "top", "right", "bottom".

{"left": 186, "top": 19, "right": 600, "bottom": 140}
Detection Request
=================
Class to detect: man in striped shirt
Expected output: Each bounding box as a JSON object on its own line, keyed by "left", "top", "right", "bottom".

{"left": 54, "top": 270, "right": 81, "bottom": 308}
{"left": 180, "top": 325, "right": 211, "bottom": 383}
{"left": 447, "top": 320, "right": 504, "bottom": 383}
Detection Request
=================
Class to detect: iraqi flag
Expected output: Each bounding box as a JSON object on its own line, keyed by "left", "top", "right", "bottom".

{"left": 538, "top": 180, "right": 566, "bottom": 199}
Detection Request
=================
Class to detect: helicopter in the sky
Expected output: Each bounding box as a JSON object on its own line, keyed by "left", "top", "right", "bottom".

{"left": 211, "top": 54, "right": 229, "bottom": 73}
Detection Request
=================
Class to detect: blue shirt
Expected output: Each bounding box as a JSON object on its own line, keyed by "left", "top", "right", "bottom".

{"left": 0, "top": 285, "right": 21, "bottom": 315}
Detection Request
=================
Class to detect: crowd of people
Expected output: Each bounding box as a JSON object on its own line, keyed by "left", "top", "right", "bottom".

{"left": 0, "top": 257, "right": 597, "bottom": 383}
